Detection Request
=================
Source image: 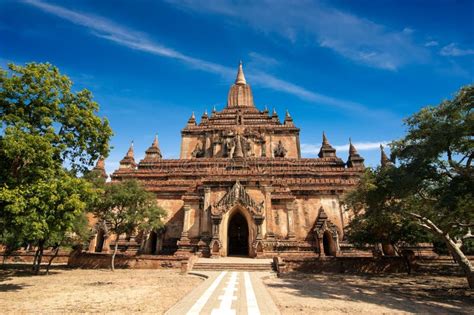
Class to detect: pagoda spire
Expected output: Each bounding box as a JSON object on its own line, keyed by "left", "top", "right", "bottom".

{"left": 127, "top": 141, "right": 134, "bottom": 158}
{"left": 322, "top": 131, "right": 329, "bottom": 145}
{"left": 349, "top": 138, "right": 357, "bottom": 155}
{"left": 318, "top": 132, "right": 336, "bottom": 158}
{"left": 227, "top": 61, "right": 255, "bottom": 108}
{"left": 284, "top": 109, "right": 294, "bottom": 126}
{"left": 380, "top": 144, "right": 392, "bottom": 167}
{"left": 143, "top": 134, "right": 162, "bottom": 162}
{"left": 152, "top": 134, "right": 159, "bottom": 147}
{"left": 93, "top": 156, "right": 107, "bottom": 179}
{"left": 187, "top": 112, "right": 196, "bottom": 126}
{"left": 119, "top": 141, "right": 136, "bottom": 169}
{"left": 235, "top": 60, "right": 247, "bottom": 85}
{"left": 347, "top": 138, "right": 364, "bottom": 168}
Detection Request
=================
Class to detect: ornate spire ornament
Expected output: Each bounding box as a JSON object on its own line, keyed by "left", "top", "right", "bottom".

{"left": 235, "top": 60, "right": 247, "bottom": 85}
{"left": 322, "top": 131, "right": 329, "bottom": 145}
{"left": 93, "top": 156, "right": 107, "bottom": 179}
{"left": 349, "top": 138, "right": 357, "bottom": 155}
{"left": 380, "top": 144, "right": 392, "bottom": 167}
{"left": 284, "top": 110, "right": 294, "bottom": 126}
{"left": 227, "top": 61, "right": 255, "bottom": 108}
{"left": 143, "top": 134, "right": 162, "bottom": 161}
{"left": 187, "top": 112, "right": 197, "bottom": 126}
{"left": 201, "top": 110, "right": 209, "bottom": 124}
{"left": 119, "top": 141, "right": 136, "bottom": 169}
{"left": 318, "top": 132, "right": 336, "bottom": 158}
{"left": 346, "top": 138, "right": 364, "bottom": 168}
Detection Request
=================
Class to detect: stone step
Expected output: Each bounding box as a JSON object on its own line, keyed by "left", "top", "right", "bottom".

{"left": 192, "top": 263, "right": 273, "bottom": 271}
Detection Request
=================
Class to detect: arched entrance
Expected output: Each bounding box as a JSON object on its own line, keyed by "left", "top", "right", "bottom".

{"left": 323, "top": 231, "right": 336, "bottom": 256}
{"left": 227, "top": 212, "right": 249, "bottom": 256}
{"left": 95, "top": 229, "right": 105, "bottom": 253}
{"left": 149, "top": 231, "right": 158, "bottom": 254}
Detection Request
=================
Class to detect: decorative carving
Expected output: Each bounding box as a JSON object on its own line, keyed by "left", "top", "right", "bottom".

{"left": 273, "top": 140, "right": 287, "bottom": 158}
{"left": 224, "top": 137, "right": 236, "bottom": 158}
{"left": 211, "top": 181, "right": 264, "bottom": 216}
{"left": 191, "top": 142, "right": 205, "bottom": 158}
{"left": 313, "top": 206, "right": 338, "bottom": 239}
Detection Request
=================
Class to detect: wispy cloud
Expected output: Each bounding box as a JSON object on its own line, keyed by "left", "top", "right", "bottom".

{"left": 25, "top": 0, "right": 379, "bottom": 115}
{"left": 440, "top": 43, "right": 474, "bottom": 57}
{"left": 169, "top": 0, "right": 428, "bottom": 71}
{"left": 301, "top": 141, "right": 389, "bottom": 155}
{"left": 247, "top": 51, "right": 279, "bottom": 68}
{"left": 424, "top": 40, "right": 439, "bottom": 47}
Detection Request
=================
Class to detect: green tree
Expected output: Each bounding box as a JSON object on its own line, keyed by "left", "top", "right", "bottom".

{"left": 345, "top": 85, "right": 474, "bottom": 287}
{"left": 0, "top": 63, "right": 112, "bottom": 175}
{"left": 0, "top": 62, "right": 112, "bottom": 273}
{"left": 91, "top": 179, "right": 166, "bottom": 271}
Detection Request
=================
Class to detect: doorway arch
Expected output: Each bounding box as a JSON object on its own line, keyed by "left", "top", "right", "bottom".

{"left": 227, "top": 212, "right": 249, "bottom": 256}
{"left": 322, "top": 231, "right": 336, "bottom": 256}
{"left": 95, "top": 229, "right": 105, "bottom": 253}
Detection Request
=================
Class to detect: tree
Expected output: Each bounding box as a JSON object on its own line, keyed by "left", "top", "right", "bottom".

{"left": 345, "top": 85, "right": 474, "bottom": 287}
{"left": 0, "top": 63, "right": 112, "bottom": 175}
{"left": 91, "top": 179, "right": 166, "bottom": 271}
{"left": 0, "top": 62, "right": 112, "bottom": 274}
{"left": 344, "top": 167, "right": 431, "bottom": 273}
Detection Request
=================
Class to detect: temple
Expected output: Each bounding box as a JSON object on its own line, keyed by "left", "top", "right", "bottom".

{"left": 88, "top": 62, "right": 366, "bottom": 258}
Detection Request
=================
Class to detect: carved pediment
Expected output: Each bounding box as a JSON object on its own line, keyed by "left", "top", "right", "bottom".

{"left": 314, "top": 206, "right": 338, "bottom": 238}
{"left": 212, "top": 181, "right": 263, "bottom": 216}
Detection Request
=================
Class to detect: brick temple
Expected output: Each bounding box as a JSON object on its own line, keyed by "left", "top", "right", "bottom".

{"left": 88, "top": 62, "right": 366, "bottom": 258}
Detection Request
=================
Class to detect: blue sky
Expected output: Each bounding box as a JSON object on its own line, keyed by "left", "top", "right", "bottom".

{"left": 1, "top": 0, "right": 473, "bottom": 175}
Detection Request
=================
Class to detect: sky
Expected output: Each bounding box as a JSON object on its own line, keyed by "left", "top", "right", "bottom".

{"left": 1, "top": 0, "right": 473, "bottom": 175}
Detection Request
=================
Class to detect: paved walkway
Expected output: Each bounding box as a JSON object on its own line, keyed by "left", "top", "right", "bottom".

{"left": 166, "top": 271, "right": 280, "bottom": 315}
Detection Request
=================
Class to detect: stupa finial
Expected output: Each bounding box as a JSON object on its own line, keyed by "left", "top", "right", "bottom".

{"left": 235, "top": 61, "right": 247, "bottom": 85}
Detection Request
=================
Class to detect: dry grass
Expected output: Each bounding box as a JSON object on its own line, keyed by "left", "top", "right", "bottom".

{"left": 264, "top": 273, "right": 473, "bottom": 314}
{"left": 0, "top": 268, "right": 203, "bottom": 314}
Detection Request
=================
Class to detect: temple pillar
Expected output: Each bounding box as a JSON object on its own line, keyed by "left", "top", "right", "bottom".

{"left": 254, "top": 215, "right": 264, "bottom": 240}
{"left": 205, "top": 133, "right": 212, "bottom": 157}
{"left": 210, "top": 215, "right": 222, "bottom": 257}
{"left": 263, "top": 186, "right": 274, "bottom": 239}
{"left": 180, "top": 204, "right": 191, "bottom": 240}
{"left": 201, "top": 187, "right": 211, "bottom": 238}
{"left": 318, "top": 236, "right": 325, "bottom": 257}
{"left": 176, "top": 204, "right": 194, "bottom": 256}
{"left": 287, "top": 201, "right": 296, "bottom": 240}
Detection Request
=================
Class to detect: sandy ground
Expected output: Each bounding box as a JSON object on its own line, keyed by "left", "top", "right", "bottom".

{"left": 0, "top": 268, "right": 203, "bottom": 314}
{"left": 264, "top": 273, "right": 473, "bottom": 314}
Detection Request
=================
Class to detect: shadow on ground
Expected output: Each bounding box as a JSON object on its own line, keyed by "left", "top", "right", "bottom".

{"left": 0, "top": 264, "right": 70, "bottom": 292}
{"left": 265, "top": 272, "right": 473, "bottom": 314}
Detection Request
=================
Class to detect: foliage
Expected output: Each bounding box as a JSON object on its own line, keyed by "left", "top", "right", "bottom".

{"left": 344, "top": 85, "right": 474, "bottom": 287}
{"left": 390, "top": 85, "right": 474, "bottom": 239}
{"left": 91, "top": 179, "right": 166, "bottom": 270}
{"left": 0, "top": 62, "right": 112, "bottom": 273}
{"left": 0, "top": 62, "right": 112, "bottom": 174}
{"left": 344, "top": 167, "right": 430, "bottom": 250}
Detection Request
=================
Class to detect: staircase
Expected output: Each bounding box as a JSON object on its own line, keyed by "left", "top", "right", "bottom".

{"left": 192, "top": 257, "right": 274, "bottom": 272}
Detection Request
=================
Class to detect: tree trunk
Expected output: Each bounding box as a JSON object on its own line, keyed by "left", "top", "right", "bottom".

{"left": 34, "top": 240, "right": 45, "bottom": 275}
{"left": 410, "top": 213, "right": 474, "bottom": 289}
{"left": 46, "top": 245, "right": 60, "bottom": 275}
{"left": 393, "top": 244, "right": 412, "bottom": 275}
{"left": 111, "top": 240, "right": 119, "bottom": 271}
{"left": 32, "top": 246, "right": 40, "bottom": 272}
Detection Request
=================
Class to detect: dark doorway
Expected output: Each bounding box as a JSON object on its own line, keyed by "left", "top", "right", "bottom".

{"left": 149, "top": 231, "right": 158, "bottom": 254}
{"left": 228, "top": 212, "right": 249, "bottom": 256}
{"left": 323, "top": 231, "right": 335, "bottom": 256}
{"left": 95, "top": 229, "right": 105, "bottom": 253}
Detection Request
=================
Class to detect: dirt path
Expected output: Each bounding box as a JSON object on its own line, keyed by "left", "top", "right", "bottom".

{"left": 0, "top": 268, "right": 203, "bottom": 314}
{"left": 263, "top": 273, "right": 473, "bottom": 314}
